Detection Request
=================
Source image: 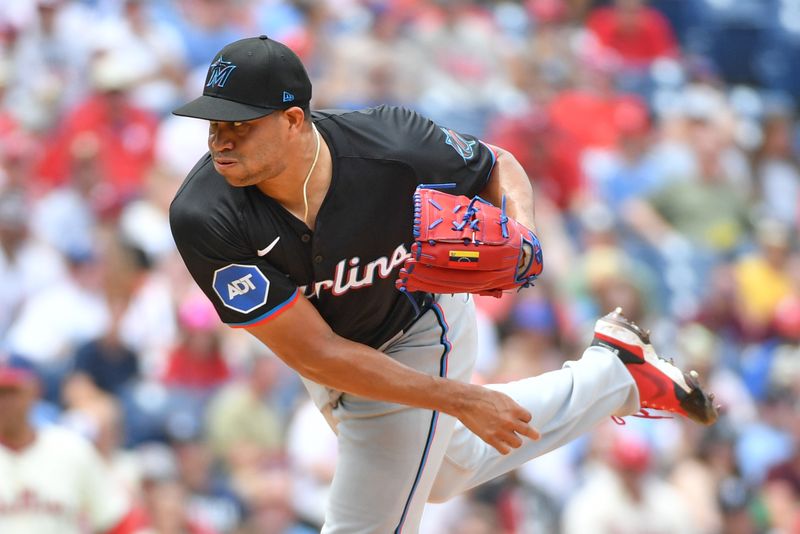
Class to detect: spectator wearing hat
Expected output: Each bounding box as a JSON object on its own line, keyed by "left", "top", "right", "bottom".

{"left": 161, "top": 293, "right": 230, "bottom": 393}
{"left": 35, "top": 51, "right": 159, "bottom": 218}
{"left": 735, "top": 389, "right": 795, "bottom": 487}
{"left": 486, "top": 109, "right": 585, "bottom": 213}
{"left": 717, "top": 476, "right": 758, "bottom": 534}
{"left": 283, "top": 398, "right": 338, "bottom": 531}
{"left": 752, "top": 110, "right": 800, "bottom": 228}
{"left": 133, "top": 444, "right": 218, "bottom": 534}
{"left": 150, "top": 294, "right": 231, "bottom": 464}
{"left": 763, "top": 419, "right": 800, "bottom": 534}
{"left": 1, "top": 189, "right": 73, "bottom": 352}
{"left": 740, "top": 294, "right": 800, "bottom": 403}
{"left": 562, "top": 430, "right": 695, "bottom": 534}
{"left": 0, "top": 356, "right": 139, "bottom": 534}
{"left": 90, "top": 0, "right": 188, "bottom": 115}
{"left": 586, "top": 0, "right": 679, "bottom": 69}
{"left": 4, "top": 0, "right": 93, "bottom": 131}
{"left": 72, "top": 329, "right": 140, "bottom": 399}
{"left": 623, "top": 102, "right": 753, "bottom": 310}
{"left": 205, "top": 348, "right": 284, "bottom": 467}
{"left": 676, "top": 323, "right": 756, "bottom": 427}
{"left": 582, "top": 100, "right": 666, "bottom": 214}
{"left": 170, "top": 434, "right": 246, "bottom": 534}
{"left": 733, "top": 218, "right": 795, "bottom": 340}
{"left": 670, "top": 421, "right": 747, "bottom": 534}
{"left": 547, "top": 64, "right": 650, "bottom": 153}
{"left": 491, "top": 289, "right": 568, "bottom": 384}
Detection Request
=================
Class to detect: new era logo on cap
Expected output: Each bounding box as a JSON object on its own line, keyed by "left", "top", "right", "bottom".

{"left": 282, "top": 91, "right": 295, "bottom": 103}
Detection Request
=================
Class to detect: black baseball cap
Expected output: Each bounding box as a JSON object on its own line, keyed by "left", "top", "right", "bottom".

{"left": 173, "top": 35, "right": 312, "bottom": 122}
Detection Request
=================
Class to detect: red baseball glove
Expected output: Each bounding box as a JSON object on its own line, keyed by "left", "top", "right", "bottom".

{"left": 396, "top": 186, "right": 543, "bottom": 298}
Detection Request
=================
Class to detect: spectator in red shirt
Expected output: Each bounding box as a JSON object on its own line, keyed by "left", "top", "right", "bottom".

{"left": 35, "top": 52, "right": 159, "bottom": 217}
{"left": 546, "top": 46, "right": 651, "bottom": 151}
{"left": 586, "top": 0, "right": 679, "bottom": 68}
{"left": 486, "top": 110, "right": 584, "bottom": 212}
{"left": 161, "top": 293, "right": 230, "bottom": 392}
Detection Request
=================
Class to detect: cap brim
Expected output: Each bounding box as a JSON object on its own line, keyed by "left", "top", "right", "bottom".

{"left": 172, "top": 95, "right": 278, "bottom": 122}
{"left": 0, "top": 368, "right": 34, "bottom": 388}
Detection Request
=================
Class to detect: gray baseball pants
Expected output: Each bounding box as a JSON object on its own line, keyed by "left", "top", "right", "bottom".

{"left": 303, "top": 293, "right": 639, "bottom": 534}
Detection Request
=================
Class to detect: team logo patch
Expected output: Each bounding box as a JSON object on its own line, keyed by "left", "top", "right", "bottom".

{"left": 206, "top": 57, "right": 237, "bottom": 88}
{"left": 440, "top": 128, "right": 477, "bottom": 161}
{"left": 449, "top": 250, "right": 479, "bottom": 265}
{"left": 212, "top": 264, "right": 269, "bottom": 313}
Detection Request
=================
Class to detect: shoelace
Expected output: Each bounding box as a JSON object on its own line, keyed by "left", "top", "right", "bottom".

{"left": 611, "top": 408, "right": 673, "bottom": 426}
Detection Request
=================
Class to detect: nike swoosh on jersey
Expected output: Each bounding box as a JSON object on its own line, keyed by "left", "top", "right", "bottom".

{"left": 257, "top": 236, "right": 280, "bottom": 257}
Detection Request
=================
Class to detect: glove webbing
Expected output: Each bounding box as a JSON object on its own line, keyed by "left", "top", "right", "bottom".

{"left": 403, "top": 187, "right": 518, "bottom": 308}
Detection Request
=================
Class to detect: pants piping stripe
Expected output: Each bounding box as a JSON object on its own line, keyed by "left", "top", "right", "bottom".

{"left": 394, "top": 302, "right": 452, "bottom": 534}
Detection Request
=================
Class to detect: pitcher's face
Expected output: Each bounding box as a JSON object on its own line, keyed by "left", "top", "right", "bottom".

{"left": 208, "top": 112, "right": 289, "bottom": 187}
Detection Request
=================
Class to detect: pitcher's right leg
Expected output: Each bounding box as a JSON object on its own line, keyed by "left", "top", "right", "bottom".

{"left": 428, "top": 346, "right": 637, "bottom": 502}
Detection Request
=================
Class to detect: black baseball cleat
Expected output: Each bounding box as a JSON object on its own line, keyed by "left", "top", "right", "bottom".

{"left": 591, "top": 307, "right": 719, "bottom": 425}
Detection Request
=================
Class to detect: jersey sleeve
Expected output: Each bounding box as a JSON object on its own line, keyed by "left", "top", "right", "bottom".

{"left": 379, "top": 106, "right": 497, "bottom": 197}
{"left": 170, "top": 199, "right": 300, "bottom": 328}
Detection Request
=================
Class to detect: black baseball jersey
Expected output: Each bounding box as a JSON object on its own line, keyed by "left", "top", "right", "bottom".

{"left": 170, "top": 105, "right": 497, "bottom": 348}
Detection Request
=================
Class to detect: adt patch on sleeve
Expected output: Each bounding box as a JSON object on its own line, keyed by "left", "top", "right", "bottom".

{"left": 212, "top": 264, "right": 270, "bottom": 313}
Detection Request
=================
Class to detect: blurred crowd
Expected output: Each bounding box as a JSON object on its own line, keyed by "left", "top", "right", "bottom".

{"left": 0, "top": 0, "right": 799, "bottom": 532}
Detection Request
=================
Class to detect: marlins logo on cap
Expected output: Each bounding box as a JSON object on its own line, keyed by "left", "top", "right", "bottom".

{"left": 206, "top": 57, "right": 237, "bottom": 88}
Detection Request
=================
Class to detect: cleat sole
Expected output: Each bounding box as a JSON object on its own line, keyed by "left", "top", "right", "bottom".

{"left": 678, "top": 371, "right": 719, "bottom": 425}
